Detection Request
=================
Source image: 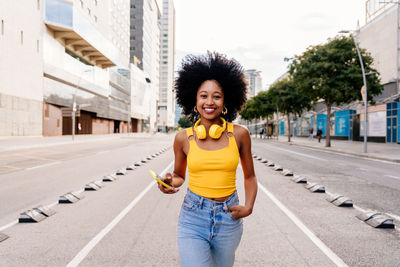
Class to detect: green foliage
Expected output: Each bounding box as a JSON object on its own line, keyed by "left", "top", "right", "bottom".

{"left": 289, "top": 35, "right": 383, "bottom": 106}
{"left": 178, "top": 116, "right": 193, "bottom": 128}
{"left": 289, "top": 35, "right": 383, "bottom": 146}
{"left": 268, "top": 78, "right": 311, "bottom": 117}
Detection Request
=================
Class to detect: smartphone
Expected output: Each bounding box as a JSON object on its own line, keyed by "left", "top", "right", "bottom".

{"left": 148, "top": 169, "right": 172, "bottom": 189}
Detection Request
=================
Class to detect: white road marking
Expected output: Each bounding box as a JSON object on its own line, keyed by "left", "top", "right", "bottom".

{"left": 263, "top": 141, "right": 400, "bottom": 165}
{"left": 66, "top": 161, "right": 174, "bottom": 267}
{"left": 96, "top": 150, "right": 110, "bottom": 155}
{"left": 357, "top": 168, "right": 368, "bottom": 171}
{"left": 0, "top": 220, "right": 18, "bottom": 232}
{"left": 262, "top": 145, "right": 328, "bottom": 161}
{"left": 384, "top": 175, "right": 400, "bottom": 180}
{"left": 26, "top": 161, "right": 61, "bottom": 170}
{"left": 238, "top": 165, "right": 347, "bottom": 266}
{"left": 257, "top": 183, "right": 348, "bottom": 267}
{"left": 386, "top": 212, "right": 400, "bottom": 222}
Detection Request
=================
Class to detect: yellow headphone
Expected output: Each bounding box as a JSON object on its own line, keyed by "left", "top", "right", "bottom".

{"left": 194, "top": 117, "right": 227, "bottom": 139}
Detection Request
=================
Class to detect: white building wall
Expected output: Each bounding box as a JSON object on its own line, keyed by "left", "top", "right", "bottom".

{"left": 357, "top": 4, "right": 397, "bottom": 85}
{"left": 0, "top": 0, "right": 43, "bottom": 135}
{"left": 158, "top": 0, "right": 175, "bottom": 129}
{"left": 142, "top": 0, "right": 160, "bottom": 132}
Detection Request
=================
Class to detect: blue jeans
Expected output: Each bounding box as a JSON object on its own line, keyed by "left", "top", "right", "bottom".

{"left": 178, "top": 189, "right": 243, "bottom": 267}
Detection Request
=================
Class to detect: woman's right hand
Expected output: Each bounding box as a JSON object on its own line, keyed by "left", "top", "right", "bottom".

{"left": 158, "top": 172, "right": 179, "bottom": 194}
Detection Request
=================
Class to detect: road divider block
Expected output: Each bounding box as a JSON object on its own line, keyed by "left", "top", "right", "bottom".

{"left": 261, "top": 159, "right": 268, "bottom": 163}
{"left": 305, "top": 183, "right": 325, "bottom": 193}
{"left": 291, "top": 175, "right": 307, "bottom": 183}
{"left": 116, "top": 169, "right": 127, "bottom": 175}
{"left": 33, "top": 205, "right": 56, "bottom": 217}
{"left": 85, "top": 181, "right": 103, "bottom": 191}
{"left": 134, "top": 162, "right": 141, "bottom": 167}
{"left": 326, "top": 194, "right": 353, "bottom": 207}
{"left": 356, "top": 211, "right": 395, "bottom": 229}
{"left": 266, "top": 162, "right": 275, "bottom": 167}
{"left": 103, "top": 174, "right": 117, "bottom": 182}
{"left": 19, "top": 209, "right": 47, "bottom": 223}
{"left": 126, "top": 165, "right": 136, "bottom": 171}
{"left": 141, "top": 159, "right": 147, "bottom": 163}
{"left": 282, "top": 169, "right": 294, "bottom": 176}
{"left": 273, "top": 165, "right": 283, "bottom": 171}
{"left": 146, "top": 156, "right": 152, "bottom": 160}
{"left": 59, "top": 191, "right": 85, "bottom": 204}
{"left": 0, "top": 232, "right": 8, "bottom": 243}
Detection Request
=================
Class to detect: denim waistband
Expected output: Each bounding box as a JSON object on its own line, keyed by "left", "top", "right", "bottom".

{"left": 184, "top": 188, "right": 238, "bottom": 209}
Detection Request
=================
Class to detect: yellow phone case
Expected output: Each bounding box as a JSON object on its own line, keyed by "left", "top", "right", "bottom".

{"left": 148, "top": 169, "right": 172, "bottom": 189}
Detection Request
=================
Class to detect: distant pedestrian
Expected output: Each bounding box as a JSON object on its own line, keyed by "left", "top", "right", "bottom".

{"left": 158, "top": 52, "right": 257, "bottom": 267}
{"left": 317, "top": 128, "right": 322, "bottom": 143}
{"left": 309, "top": 128, "right": 313, "bottom": 140}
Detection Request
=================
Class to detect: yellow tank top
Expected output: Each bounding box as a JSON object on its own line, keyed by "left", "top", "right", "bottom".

{"left": 186, "top": 123, "right": 240, "bottom": 198}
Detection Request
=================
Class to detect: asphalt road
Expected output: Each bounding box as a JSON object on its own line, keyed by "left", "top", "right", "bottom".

{"left": 0, "top": 135, "right": 399, "bottom": 266}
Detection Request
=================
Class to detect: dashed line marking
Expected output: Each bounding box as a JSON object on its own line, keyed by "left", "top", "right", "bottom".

{"left": 260, "top": 144, "right": 328, "bottom": 161}
{"left": 14, "top": 153, "right": 57, "bottom": 162}
{"left": 26, "top": 161, "right": 61, "bottom": 170}
{"left": 384, "top": 175, "right": 400, "bottom": 180}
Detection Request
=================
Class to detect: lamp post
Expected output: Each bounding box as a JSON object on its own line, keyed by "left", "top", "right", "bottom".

{"left": 72, "top": 68, "right": 94, "bottom": 141}
{"left": 339, "top": 30, "right": 368, "bottom": 153}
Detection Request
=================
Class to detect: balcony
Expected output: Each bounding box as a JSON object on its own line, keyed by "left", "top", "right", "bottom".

{"left": 44, "top": 0, "right": 119, "bottom": 68}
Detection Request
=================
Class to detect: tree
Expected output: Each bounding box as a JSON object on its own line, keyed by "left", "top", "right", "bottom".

{"left": 268, "top": 78, "right": 311, "bottom": 142}
{"left": 289, "top": 35, "right": 383, "bottom": 147}
{"left": 178, "top": 116, "right": 193, "bottom": 128}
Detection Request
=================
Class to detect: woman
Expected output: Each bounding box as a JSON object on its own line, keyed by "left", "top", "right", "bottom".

{"left": 158, "top": 52, "right": 257, "bottom": 267}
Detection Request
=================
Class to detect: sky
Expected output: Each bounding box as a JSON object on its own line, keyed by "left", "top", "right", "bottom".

{"left": 171, "top": 0, "right": 367, "bottom": 88}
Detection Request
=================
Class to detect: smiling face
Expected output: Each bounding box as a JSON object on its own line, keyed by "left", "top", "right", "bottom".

{"left": 196, "top": 80, "right": 224, "bottom": 122}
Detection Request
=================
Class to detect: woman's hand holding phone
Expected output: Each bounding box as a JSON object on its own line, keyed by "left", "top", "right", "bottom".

{"left": 158, "top": 172, "right": 179, "bottom": 194}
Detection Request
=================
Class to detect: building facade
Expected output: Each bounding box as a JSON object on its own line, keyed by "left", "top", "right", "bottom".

{"left": 130, "top": 0, "right": 161, "bottom": 133}
{"left": 0, "top": 1, "right": 44, "bottom": 135}
{"left": 42, "top": 0, "right": 131, "bottom": 136}
{"left": 244, "top": 69, "right": 262, "bottom": 98}
{"left": 157, "top": 0, "right": 175, "bottom": 132}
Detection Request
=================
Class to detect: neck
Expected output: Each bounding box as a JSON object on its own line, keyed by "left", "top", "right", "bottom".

{"left": 199, "top": 117, "right": 222, "bottom": 130}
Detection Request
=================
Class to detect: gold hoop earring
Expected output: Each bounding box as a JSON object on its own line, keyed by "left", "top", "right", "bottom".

{"left": 194, "top": 106, "right": 198, "bottom": 113}
{"left": 222, "top": 106, "right": 228, "bottom": 115}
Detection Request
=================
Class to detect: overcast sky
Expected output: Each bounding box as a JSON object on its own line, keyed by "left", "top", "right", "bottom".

{"left": 172, "top": 0, "right": 366, "bottom": 88}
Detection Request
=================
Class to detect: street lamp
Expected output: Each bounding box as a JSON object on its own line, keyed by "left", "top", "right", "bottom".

{"left": 339, "top": 30, "right": 369, "bottom": 153}
{"left": 72, "top": 68, "right": 94, "bottom": 141}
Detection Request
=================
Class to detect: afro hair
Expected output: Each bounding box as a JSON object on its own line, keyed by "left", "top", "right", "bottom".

{"left": 175, "top": 52, "right": 247, "bottom": 122}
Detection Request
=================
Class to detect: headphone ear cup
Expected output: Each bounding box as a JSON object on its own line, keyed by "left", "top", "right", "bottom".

{"left": 209, "top": 124, "right": 223, "bottom": 139}
{"left": 195, "top": 125, "right": 207, "bottom": 139}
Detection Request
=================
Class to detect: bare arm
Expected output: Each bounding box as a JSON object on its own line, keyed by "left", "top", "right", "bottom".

{"left": 229, "top": 125, "right": 258, "bottom": 219}
{"left": 158, "top": 130, "right": 187, "bottom": 194}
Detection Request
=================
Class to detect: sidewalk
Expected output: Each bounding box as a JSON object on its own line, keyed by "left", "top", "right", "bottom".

{"left": 0, "top": 132, "right": 162, "bottom": 153}
{"left": 254, "top": 135, "right": 400, "bottom": 163}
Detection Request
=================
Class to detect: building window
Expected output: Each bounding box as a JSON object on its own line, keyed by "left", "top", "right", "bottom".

{"left": 162, "top": 45, "right": 167, "bottom": 48}
{"left": 1, "top": 20, "right": 3, "bottom": 35}
{"left": 87, "top": 8, "right": 91, "bottom": 15}
{"left": 130, "top": 36, "right": 135, "bottom": 40}
{"left": 80, "top": 0, "right": 83, "bottom": 7}
{"left": 162, "top": 40, "right": 167, "bottom": 43}
{"left": 37, "top": 0, "right": 40, "bottom": 10}
{"left": 130, "top": 25, "right": 136, "bottom": 30}
{"left": 20, "top": 30, "right": 23, "bottom": 44}
{"left": 131, "top": 4, "right": 136, "bottom": 8}
{"left": 94, "top": 15, "right": 97, "bottom": 22}
{"left": 130, "top": 47, "right": 135, "bottom": 51}
{"left": 131, "top": 14, "right": 136, "bottom": 19}
{"left": 94, "top": 0, "right": 98, "bottom": 6}
{"left": 163, "top": 56, "right": 167, "bottom": 59}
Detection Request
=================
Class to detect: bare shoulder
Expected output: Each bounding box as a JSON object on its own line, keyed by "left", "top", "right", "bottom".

{"left": 232, "top": 123, "right": 250, "bottom": 139}
{"left": 174, "top": 128, "right": 189, "bottom": 145}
